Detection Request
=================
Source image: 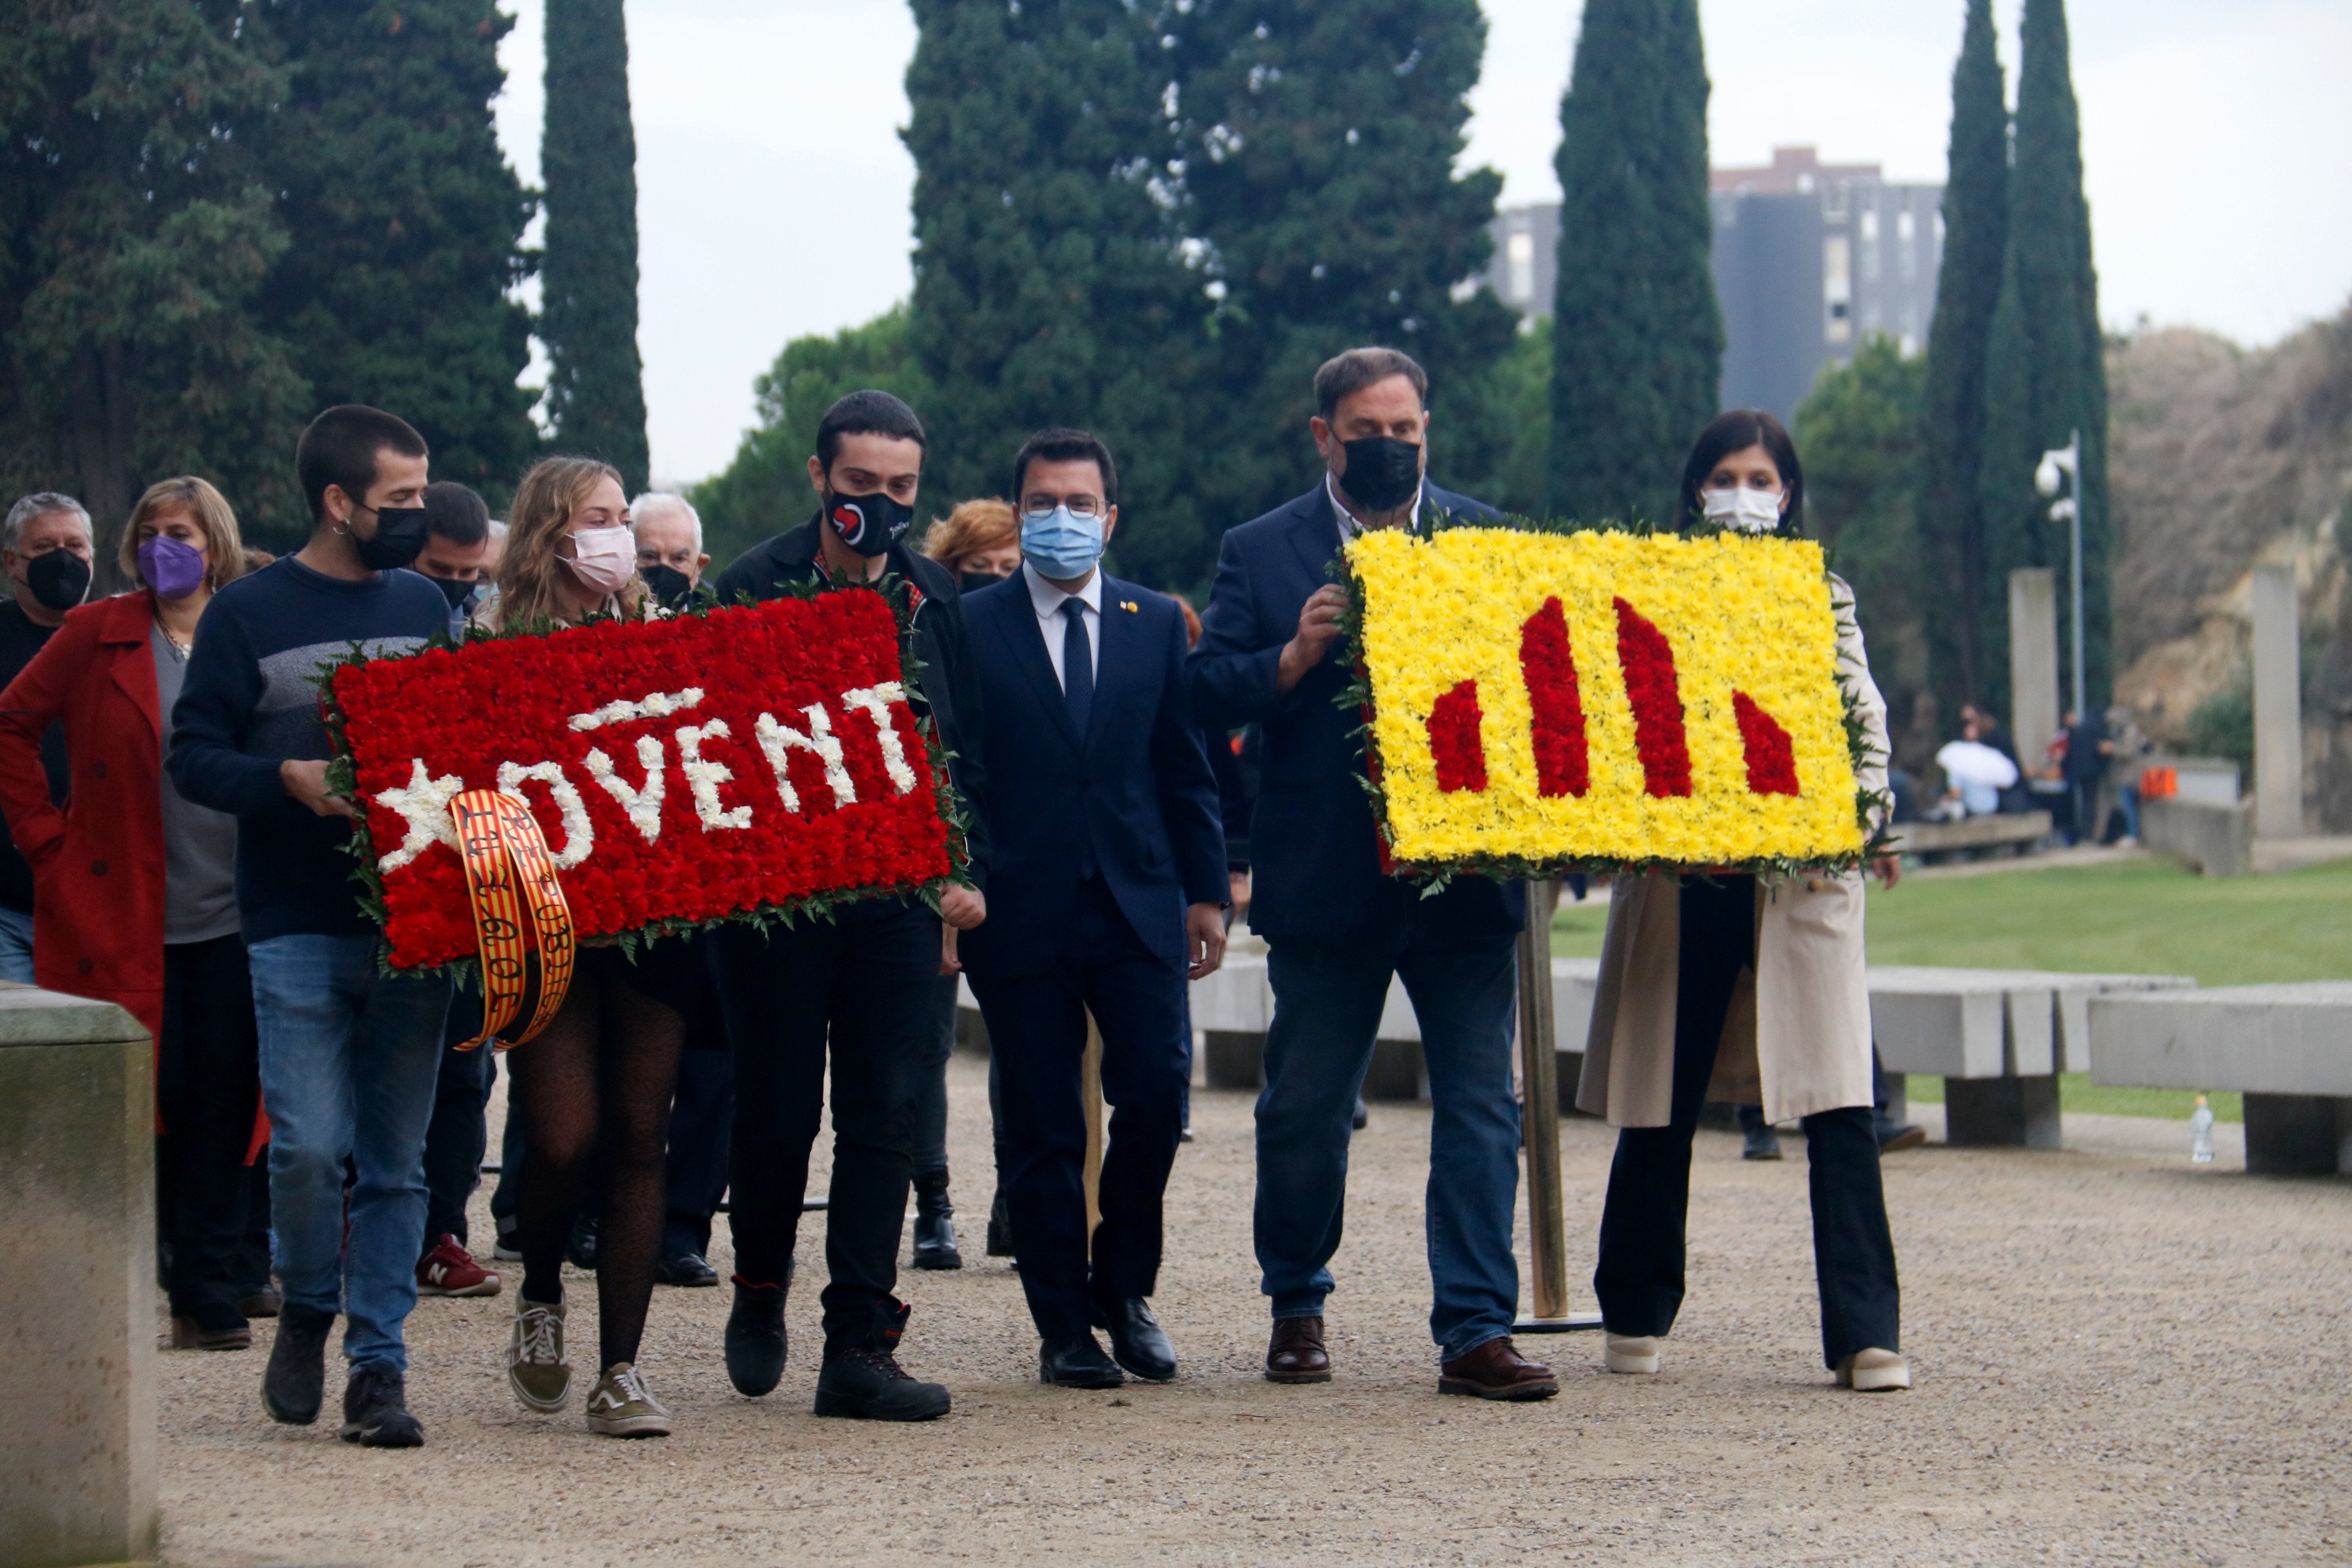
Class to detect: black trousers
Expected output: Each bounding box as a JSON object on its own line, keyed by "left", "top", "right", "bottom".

{"left": 967, "top": 877, "right": 1188, "bottom": 1342}
{"left": 422, "top": 991, "right": 496, "bottom": 1247}
{"left": 662, "top": 1044, "right": 733, "bottom": 1258}
{"left": 156, "top": 934, "right": 263, "bottom": 1316}
{"left": 913, "top": 972, "right": 957, "bottom": 1179}
{"left": 716, "top": 898, "right": 940, "bottom": 1355}
{"left": 1593, "top": 875, "right": 1901, "bottom": 1367}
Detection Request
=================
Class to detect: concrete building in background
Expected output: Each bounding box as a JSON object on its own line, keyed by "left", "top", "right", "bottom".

{"left": 1484, "top": 146, "right": 1945, "bottom": 424}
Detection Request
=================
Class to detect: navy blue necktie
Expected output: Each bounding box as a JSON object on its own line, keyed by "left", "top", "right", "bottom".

{"left": 1060, "top": 598, "right": 1093, "bottom": 737}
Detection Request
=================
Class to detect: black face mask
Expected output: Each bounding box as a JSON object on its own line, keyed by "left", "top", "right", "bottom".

{"left": 824, "top": 489, "right": 914, "bottom": 558}
{"left": 640, "top": 563, "right": 697, "bottom": 610}
{"left": 1336, "top": 435, "right": 1424, "bottom": 514}
{"left": 352, "top": 504, "right": 431, "bottom": 571}
{"left": 958, "top": 569, "right": 1010, "bottom": 596}
{"left": 24, "top": 548, "right": 91, "bottom": 612}
{"left": 429, "top": 574, "right": 479, "bottom": 612}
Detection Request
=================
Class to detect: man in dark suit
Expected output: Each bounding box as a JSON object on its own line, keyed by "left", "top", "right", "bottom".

{"left": 709, "top": 390, "right": 990, "bottom": 1423}
{"left": 960, "top": 428, "right": 1228, "bottom": 1389}
{"left": 1186, "top": 347, "right": 1558, "bottom": 1402}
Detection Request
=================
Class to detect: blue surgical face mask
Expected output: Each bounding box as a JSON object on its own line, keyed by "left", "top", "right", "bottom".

{"left": 1020, "top": 505, "right": 1104, "bottom": 581}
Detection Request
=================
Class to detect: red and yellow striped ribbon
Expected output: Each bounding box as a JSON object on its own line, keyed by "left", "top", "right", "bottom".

{"left": 448, "top": 788, "right": 576, "bottom": 1051}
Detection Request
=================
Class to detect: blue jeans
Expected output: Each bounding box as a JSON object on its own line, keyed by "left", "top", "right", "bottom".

{"left": 249, "top": 934, "right": 451, "bottom": 1374}
{"left": 1255, "top": 921, "right": 1523, "bottom": 1361}
{"left": 0, "top": 903, "right": 34, "bottom": 984}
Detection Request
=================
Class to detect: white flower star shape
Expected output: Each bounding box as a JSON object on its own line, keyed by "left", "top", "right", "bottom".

{"left": 374, "top": 758, "right": 467, "bottom": 872}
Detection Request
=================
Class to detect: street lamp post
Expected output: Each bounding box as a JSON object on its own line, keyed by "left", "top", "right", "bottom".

{"left": 2035, "top": 430, "right": 2083, "bottom": 721}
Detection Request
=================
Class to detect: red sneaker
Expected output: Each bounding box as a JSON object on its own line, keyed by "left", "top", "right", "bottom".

{"left": 417, "top": 1234, "right": 503, "bottom": 1298}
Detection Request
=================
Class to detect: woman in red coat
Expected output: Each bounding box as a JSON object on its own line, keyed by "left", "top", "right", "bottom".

{"left": 0, "top": 476, "right": 264, "bottom": 1350}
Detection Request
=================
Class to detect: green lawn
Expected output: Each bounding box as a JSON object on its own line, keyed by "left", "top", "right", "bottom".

{"left": 1549, "top": 856, "right": 2352, "bottom": 1121}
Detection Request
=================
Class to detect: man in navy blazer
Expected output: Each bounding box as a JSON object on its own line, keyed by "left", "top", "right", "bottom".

{"left": 1186, "top": 348, "right": 1558, "bottom": 1402}
{"left": 960, "top": 427, "right": 1228, "bottom": 1389}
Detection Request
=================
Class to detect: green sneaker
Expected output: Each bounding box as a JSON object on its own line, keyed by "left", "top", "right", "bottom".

{"left": 584, "top": 1362, "right": 672, "bottom": 1438}
{"left": 508, "top": 1298, "right": 571, "bottom": 1412}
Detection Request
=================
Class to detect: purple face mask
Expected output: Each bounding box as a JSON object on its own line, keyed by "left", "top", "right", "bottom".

{"left": 138, "top": 535, "right": 208, "bottom": 600}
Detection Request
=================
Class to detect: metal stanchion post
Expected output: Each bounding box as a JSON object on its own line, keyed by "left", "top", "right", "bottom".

{"left": 1514, "top": 878, "right": 1602, "bottom": 1332}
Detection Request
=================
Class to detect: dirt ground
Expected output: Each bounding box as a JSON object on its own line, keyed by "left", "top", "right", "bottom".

{"left": 154, "top": 1053, "right": 2350, "bottom": 1567}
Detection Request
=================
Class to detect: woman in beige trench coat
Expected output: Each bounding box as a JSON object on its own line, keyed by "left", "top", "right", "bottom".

{"left": 1576, "top": 411, "right": 1910, "bottom": 1393}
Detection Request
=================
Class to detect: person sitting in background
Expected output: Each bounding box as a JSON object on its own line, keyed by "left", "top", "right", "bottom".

{"left": 0, "top": 492, "right": 91, "bottom": 982}
{"left": 0, "top": 477, "right": 266, "bottom": 1354}
{"left": 923, "top": 497, "right": 1022, "bottom": 594}
{"left": 629, "top": 492, "right": 713, "bottom": 611}
{"left": 413, "top": 482, "right": 494, "bottom": 634}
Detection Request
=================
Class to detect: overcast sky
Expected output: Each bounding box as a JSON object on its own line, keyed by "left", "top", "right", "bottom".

{"left": 492, "top": 0, "right": 2352, "bottom": 486}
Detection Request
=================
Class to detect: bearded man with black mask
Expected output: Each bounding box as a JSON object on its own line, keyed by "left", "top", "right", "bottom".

{"left": 1188, "top": 348, "right": 1559, "bottom": 1403}
{"left": 707, "top": 389, "right": 990, "bottom": 1422}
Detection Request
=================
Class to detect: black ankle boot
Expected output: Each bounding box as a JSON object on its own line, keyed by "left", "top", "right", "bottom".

{"left": 911, "top": 1168, "right": 961, "bottom": 1271}
{"left": 725, "top": 1275, "right": 787, "bottom": 1397}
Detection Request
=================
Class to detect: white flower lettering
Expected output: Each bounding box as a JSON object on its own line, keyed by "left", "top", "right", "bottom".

{"left": 675, "top": 720, "right": 753, "bottom": 831}
{"left": 753, "top": 705, "right": 856, "bottom": 814}
{"left": 375, "top": 759, "right": 466, "bottom": 873}
{"left": 839, "top": 682, "right": 918, "bottom": 796}
{"left": 583, "top": 735, "right": 667, "bottom": 841}
{"left": 567, "top": 686, "right": 705, "bottom": 732}
{"left": 494, "top": 761, "right": 595, "bottom": 869}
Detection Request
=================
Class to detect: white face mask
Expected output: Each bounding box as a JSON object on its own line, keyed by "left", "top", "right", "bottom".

{"left": 1701, "top": 484, "right": 1784, "bottom": 534}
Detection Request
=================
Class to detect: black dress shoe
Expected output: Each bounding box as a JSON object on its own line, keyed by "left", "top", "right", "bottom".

{"left": 660, "top": 1250, "right": 719, "bottom": 1287}
{"left": 1094, "top": 1296, "right": 1177, "bottom": 1382}
{"left": 1039, "top": 1332, "right": 1124, "bottom": 1389}
{"left": 725, "top": 1277, "right": 787, "bottom": 1396}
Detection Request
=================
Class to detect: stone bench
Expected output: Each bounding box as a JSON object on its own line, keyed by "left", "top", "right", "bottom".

{"left": 1883, "top": 810, "right": 2052, "bottom": 862}
{"left": 0, "top": 983, "right": 156, "bottom": 1568}
{"left": 2088, "top": 983, "right": 2352, "bottom": 1174}
{"left": 1868, "top": 966, "right": 2195, "bottom": 1147}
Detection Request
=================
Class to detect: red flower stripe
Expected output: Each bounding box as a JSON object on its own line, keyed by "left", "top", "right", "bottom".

{"left": 1426, "top": 678, "right": 1489, "bottom": 793}
{"left": 1732, "top": 691, "right": 1801, "bottom": 796}
{"left": 331, "top": 592, "right": 953, "bottom": 970}
{"left": 1612, "top": 597, "right": 1693, "bottom": 798}
{"left": 1518, "top": 596, "right": 1589, "bottom": 797}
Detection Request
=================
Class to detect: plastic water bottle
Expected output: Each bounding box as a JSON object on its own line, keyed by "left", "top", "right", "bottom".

{"left": 2189, "top": 1095, "right": 2215, "bottom": 1164}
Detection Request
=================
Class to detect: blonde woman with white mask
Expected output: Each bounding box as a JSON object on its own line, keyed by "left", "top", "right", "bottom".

{"left": 485, "top": 456, "right": 695, "bottom": 1437}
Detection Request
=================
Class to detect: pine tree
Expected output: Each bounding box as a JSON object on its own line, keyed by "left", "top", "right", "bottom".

{"left": 1546, "top": 0, "right": 1722, "bottom": 526}
{"left": 0, "top": 1, "right": 311, "bottom": 550}
{"left": 1175, "top": 0, "right": 1517, "bottom": 557}
{"left": 1915, "top": 0, "right": 2007, "bottom": 723}
{"left": 1978, "top": 0, "right": 2110, "bottom": 716}
{"left": 904, "top": 0, "right": 1206, "bottom": 587}
{"left": 541, "top": 0, "right": 650, "bottom": 492}
{"left": 260, "top": 0, "right": 538, "bottom": 520}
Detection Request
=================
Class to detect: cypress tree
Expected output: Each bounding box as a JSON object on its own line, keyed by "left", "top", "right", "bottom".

{"left": 1175, "top": 0, "right": 1517, "bottom": 556}
{"left": 905, "top": 0, "right": 1204, "bottom": 587}
{"left": 1546, "top": 0, "right": 1722, "bottom": 526}
{"left": 1916, "top": 0, "right": 2007, "bottom": 723}
{"left": 0, "top": 1, "right": 310, "bottom": 548}
{"left": 1978, "top": 0, "right": 2110, "bottom": 716}
{"left": 541, "top": 0, "right": 650, "bottom": 492}
{"left": 260, "top": 0, "right": 538, "bottom": 518}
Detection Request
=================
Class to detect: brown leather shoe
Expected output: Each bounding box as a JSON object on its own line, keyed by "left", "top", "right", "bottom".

{"left": 1265, "top": 1315, "right": 1331, "bottom": 1384}
{"left": 1438, "top": 1337, "right": 1559, "bottom": 1401}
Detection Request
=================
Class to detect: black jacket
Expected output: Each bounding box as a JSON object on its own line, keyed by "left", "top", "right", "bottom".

{"left": 715, "top": 519, "right": 990, "bottom": 889}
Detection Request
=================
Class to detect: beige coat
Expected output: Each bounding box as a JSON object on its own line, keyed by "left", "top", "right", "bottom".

{"left": 1576, "top": 579, "right": 1890, "bottom": 1128}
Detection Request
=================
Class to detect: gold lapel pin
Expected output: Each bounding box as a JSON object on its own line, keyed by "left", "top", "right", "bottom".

{"left": 1119, "top": 600, "right": 1139, "bottom": 612}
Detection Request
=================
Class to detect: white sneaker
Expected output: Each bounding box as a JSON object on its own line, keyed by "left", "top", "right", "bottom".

{"left": 585, "top": 1362, "right": 672, "bottom": 1438}
{"left": 508, "top": 1298, "right": 571, "bottom": 1411}
{"left": 1835, "top": 1347, "right": 1911, "bottom": 1391}
{"left": 1604, "top": 1333, "right": 1660, "bottom": 1374}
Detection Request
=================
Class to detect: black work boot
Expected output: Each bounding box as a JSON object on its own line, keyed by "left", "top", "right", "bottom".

{"left": 911, "top": 1168, "right": 962, "bottom": 1271}
{"left": 725, "top": 1275, "right": 787, "bottom": 1397}
{"left": 262, "top": 1302, "right": 335, "bottom": 1425}
{"left": 340, "top": 1365, "right": 424, "bottom": 1447}
{"left": 813, "top": 1298, "right": 948, "bottom": 1421}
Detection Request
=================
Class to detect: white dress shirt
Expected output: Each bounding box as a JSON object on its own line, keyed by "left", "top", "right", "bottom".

{"left": 1325, "top": 470, "right": 1425, "bottom": 543}
{"left": 1024, "top": 560, "right": 1103, "bottom": 693}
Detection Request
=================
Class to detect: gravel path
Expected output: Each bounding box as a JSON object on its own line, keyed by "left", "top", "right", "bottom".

{"left": 155, "top": 1053, "right": 2350, "bottom": 1566}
